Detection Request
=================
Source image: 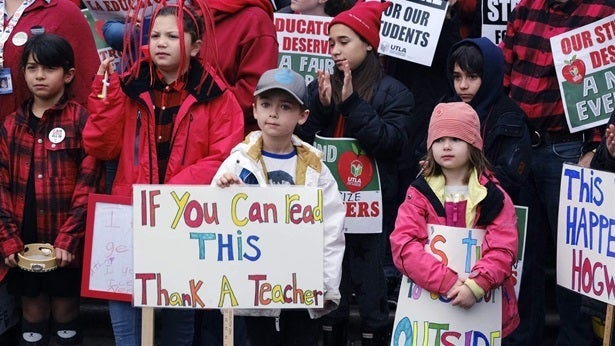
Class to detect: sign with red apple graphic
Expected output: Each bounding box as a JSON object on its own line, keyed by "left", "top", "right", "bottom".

{"left": 561, "top": 56, "right": 586, "bottom": 85}
{"left": 313, "top": 135, "right": 382, "bottom": 234}
{"left": 337, "top": 143, "right": 374, "bottom": 193}
{"left": 550, "top": 15, "right": 615, "bottom": 133}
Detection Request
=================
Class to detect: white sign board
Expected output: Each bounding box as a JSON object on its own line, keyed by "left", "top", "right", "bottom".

{"left": 82, "top": 194, "right": 133, "bottom": 302}
{"left": 557, "top": 164, "right": 615, "bottom": 304}
{"left": 550, "top": 15, "right": 615, "bottom": 133}
{"left": 391, "top": 224, "right": 503, "bottom": 346}
{"left": 379, "top": 0, "right": 448, "bottom": 66}
{"left": 132, "top": 185, "right": 325, "bottom": 309}
{"left": 82, "top": 0, "right": 156, "bottom": 21}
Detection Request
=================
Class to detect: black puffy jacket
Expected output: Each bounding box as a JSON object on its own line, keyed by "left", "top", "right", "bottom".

{"left": 296, "top": 73, "right": 417, "bottom": 231}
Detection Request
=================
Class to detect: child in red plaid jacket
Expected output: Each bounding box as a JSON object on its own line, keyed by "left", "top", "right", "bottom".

{"left": 0, "top": 33, "right": 103, "bottom": 346}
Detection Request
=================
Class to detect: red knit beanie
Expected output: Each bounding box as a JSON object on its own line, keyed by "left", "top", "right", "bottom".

{"left": 330, "top": 1, "right": 391, "bottom": 49}
{"left": 427, "top": 102, "right": 483, "bottom": 150}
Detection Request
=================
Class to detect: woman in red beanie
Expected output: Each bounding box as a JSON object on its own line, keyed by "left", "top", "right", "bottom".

{"left": 295, "top": 1, "right": 418, "bottom": 344}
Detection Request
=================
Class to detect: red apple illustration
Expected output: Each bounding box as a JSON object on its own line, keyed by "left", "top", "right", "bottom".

{"left": 337, "top": 143, "right": 374, "bottom": 193}
{"left": 562, "top": 56, "right": 586, "bottom": 84}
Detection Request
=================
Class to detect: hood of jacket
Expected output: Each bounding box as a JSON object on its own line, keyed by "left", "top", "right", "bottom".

{"left": 413, "top": 170, "right": 505, "bottom": 228}
{"left": 234, "top": 131, "right": 323, "bottom": 173}
{"left": 207, "top": 0, "right": 274, "bottom": 20}
{"left": 221, "top": 131, "right": 326, "bottom": 187}
{"left": 448, "top": 37, "right": 504, "bottom": 122}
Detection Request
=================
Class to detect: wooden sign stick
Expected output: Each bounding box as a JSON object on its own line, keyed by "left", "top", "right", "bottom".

{"left": 141, "top": 307, "right": 155, "bottom": 346}
{"left": 604, "top": 305, "right": 614, "bottom": 346}
{"left": 223, "top": 309, "right": 234, "bottom": 346}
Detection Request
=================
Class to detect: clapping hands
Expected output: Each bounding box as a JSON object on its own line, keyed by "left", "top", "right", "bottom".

{"left": 317, "top": 61, "right": 353, "bottom": 107}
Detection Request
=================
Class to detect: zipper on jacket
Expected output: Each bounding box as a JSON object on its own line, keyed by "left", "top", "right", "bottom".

{"left": 181, "top": 113, "right": 193, "bottom": 166}
{"left": 134, "top": 110, "right": 142, "bottom": 166}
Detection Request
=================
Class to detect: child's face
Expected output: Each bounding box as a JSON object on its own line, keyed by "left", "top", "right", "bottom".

{"left": 149, "top": 14, "right": 201, "bottom": 78}
{"left": 253, "top": 90, "right": 309, "bottom": 139}
{"left": 24, "top": 54, "right": 73, "bottom": 102}
{"left": 329, "top": 24, "right": 371, "bottom": 72}
{"left": 453, "top": 63, "right": 482, "bottom": 104}
{"left": 431, "top": 137, "right": 471, "bottom": 173}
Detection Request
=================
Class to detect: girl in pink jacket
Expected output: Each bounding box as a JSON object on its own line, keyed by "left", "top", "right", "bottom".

{"left": 389, "top": 102, "right": 519, "bottom": 337}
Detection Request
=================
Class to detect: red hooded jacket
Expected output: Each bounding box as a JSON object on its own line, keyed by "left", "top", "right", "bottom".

{"left": 205, "top": 0, "right": 279, "bottom": 134}
{"left": 84, "top": 60, "right": 244, "bottom": 195}
{"left": 0, "top": 0, "right": 99, "bottom": 120}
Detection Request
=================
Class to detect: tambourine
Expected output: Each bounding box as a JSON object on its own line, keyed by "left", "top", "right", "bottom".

{"left": 17, "top": 243, "right": 57, "bottom": 272}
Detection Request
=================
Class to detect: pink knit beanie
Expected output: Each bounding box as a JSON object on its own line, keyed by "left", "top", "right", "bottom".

{"left": 330, "top": 1, "right": 391, "bottom": 49}
{"left": 426, "top": 102, "right": 483, "bottom": 150}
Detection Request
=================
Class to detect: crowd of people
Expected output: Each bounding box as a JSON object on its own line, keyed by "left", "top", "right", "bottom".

{"left": 0, "top": 0, "right": 614, "bottom": 345}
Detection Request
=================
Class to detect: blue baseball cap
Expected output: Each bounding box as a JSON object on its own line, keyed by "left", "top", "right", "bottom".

{"left": 254, "top": 68, "right": 306, "bottom": 105}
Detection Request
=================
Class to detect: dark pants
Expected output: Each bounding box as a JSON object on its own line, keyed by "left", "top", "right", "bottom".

{"left": 508, "top": 141, "right": 593, "bottom": 346}
{"left": 245, "top": 310, "right": 319, "bottom": 346}
{"left": 324, "top": 233, "right": 390, "bottom": 333}
{"left": 504, "top": 173, "right": 547, "bottom": 345}
{"left": 192, "top": 310, "right": 246, "bottom": 346}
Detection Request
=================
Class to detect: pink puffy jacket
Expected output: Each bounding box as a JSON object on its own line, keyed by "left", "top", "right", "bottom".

{"left": 390, "top": 172, "right": 520, "bottom": 337}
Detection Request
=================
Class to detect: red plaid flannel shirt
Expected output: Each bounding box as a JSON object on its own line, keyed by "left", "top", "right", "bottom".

{"left": 0, "top": 98, "right": 103, "bottom": 260}
{"left": 500, "top": 0, "right": 615, "bottom": 140}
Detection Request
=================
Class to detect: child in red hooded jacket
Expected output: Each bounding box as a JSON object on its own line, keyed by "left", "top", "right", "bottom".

{"left": 84, "top": 4, "right": 244, "bottom": 345}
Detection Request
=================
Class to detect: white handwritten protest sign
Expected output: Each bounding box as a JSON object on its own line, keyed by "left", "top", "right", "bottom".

{"left": 132, "top": 185, "right": 324, "bottom": 309}
{"left": 82, "top": 194, "right": 133, "bottom": 302}
{"left": 379, "top": 0, "right": 448, "bottom": 67}
{"left": 391, "top": 224, "right": 502, "bottom": 346}
{"left": 557, "top": 164, "right": 615, "bottom": 304}
{"left": 550, "top": 15, "right": 615, "bottom": 133}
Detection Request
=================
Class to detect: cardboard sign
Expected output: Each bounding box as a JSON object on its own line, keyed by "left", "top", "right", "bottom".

{"left": 481, "top": 0, "right": 520, "bottom": 44}
{"left": 513, "top": 206, "right": 528, "bottom": 297}
{"left": 391, "top": 224, "right": 503, "bottom": 346}
{"left": 82, "top": 0, "right": 156, "bottom": 22}
{"left": 132, "top": 185, "right": 325, "bottom": 309}
{"left": 82, "top": 9, "right": 121, "bottom": 65}
{"left": 81, "top": 194, "right": 133, "bottom": 302}
{"left": 557, "top": 164, "right": 615, "bottom": 304}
